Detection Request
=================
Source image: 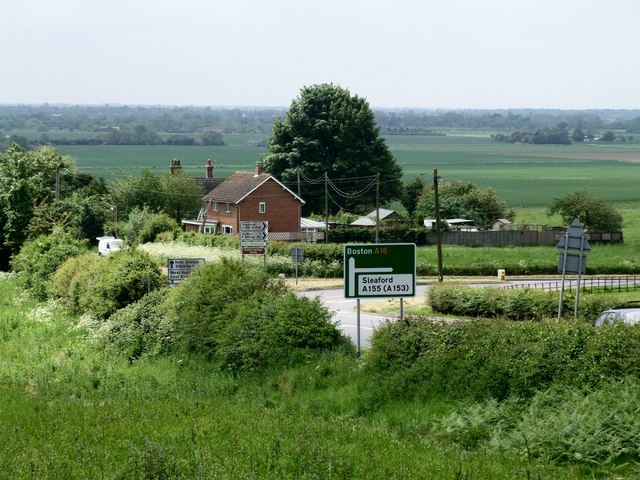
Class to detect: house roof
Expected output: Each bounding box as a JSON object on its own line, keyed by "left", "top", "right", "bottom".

{"left": 351, "top": 216, "right": 378, "bottom": 227}
{"left": 365, "top": 208, "right": 397, "bottom": 220}
{"left": 301, "top": 218, "right": 326, "bottom": 230}
{"left": 195, "top": 177, "right": 223, "bottom": 195}
{"left": 202, "top": 172, "right": 304, "bottom": 205}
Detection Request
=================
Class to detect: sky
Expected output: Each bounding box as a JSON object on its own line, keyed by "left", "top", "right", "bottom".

{"left": 1, "top": 0, "right": 639, "bottom": 110}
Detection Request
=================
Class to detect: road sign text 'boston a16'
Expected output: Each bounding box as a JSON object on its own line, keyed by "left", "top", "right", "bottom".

{"left": 344, "top": 243, "right": 416, "bottom": 299}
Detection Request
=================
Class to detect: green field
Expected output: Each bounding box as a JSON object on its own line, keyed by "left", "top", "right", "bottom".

{"left": 55, "top": 133, "right": 640, "bottom": 207}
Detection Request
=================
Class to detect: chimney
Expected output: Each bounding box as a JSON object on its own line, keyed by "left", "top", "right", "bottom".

{"left": 206, "top": 159, "right": 213, "bottom": 178}
{"left": 255, "top": 162, "right": 263, "bottom": 176}
{"left": 169, "top": 159, "right": 182, "bottom": 175}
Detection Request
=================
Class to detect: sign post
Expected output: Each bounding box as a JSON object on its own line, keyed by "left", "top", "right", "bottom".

{"left": 556, "top": 218, "right": 591, "bottom": 320}
{"left": 344, "top": 243, "right": 416, "bottom": 354}
{"left": 240, "top": 221, "right": 268, "bottom": 270}
{"left": 168, "top": 258, "right": 205, "bottom": 286}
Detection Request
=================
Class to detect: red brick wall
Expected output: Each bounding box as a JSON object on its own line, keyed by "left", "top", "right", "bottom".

{"left": 203, "top": 178, "right": 301, "bottom": 233}
{"left": 238, "top": 180, "right": 301, "bottom": 232}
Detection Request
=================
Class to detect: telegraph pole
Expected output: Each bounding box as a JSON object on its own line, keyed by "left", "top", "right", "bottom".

{"left": 324, "top": 173, "right": 329, "bottom": 244}
{"left": 434, "top": 168, "right": 444, "bottom": 282}
{"left": 375, "top": 173, "right": 380, "bottom": 243}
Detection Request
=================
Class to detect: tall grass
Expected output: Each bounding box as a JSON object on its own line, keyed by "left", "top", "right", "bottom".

{"left": 0, "top": 274, "right": 613, "bottom": 479}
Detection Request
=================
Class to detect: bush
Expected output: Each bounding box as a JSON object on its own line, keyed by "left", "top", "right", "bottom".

{"left": 11, "top": 229, "right": 89, "bottom": 299}
{"left": 48, "top": 253, "right": 102, "bottom": 312}
{"left": 215, "top": 292, "right": 349, "bottom": 372}
{"left": 48, "top": 249, "right": 164, "bottom": 320}
{"left": 94, "top": 288, "right": 177, "bottom": 361}
{"left": 137, "top": 213, "right": 179, "bottom": 244}
{"left": 428, "top": 284, "right": 626, "bottom": 322}
{"left": 363, "top": 318, "right": 640, "bottom": 404}
{"left": 172, "top": 257, "right": 287, "bottom": 355}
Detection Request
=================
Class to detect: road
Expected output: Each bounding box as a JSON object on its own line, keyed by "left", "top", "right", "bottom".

{"left": 300, "top": 285, "right": 429, "bottom": 350}
{"left": 299, "top": 275, "right": 640, "bottom": 350}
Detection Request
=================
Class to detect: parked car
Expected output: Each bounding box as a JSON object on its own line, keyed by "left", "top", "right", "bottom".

{"left": 594, "top": 302, "right": 640, "bottom": 327}
{"left": 97, "top": 236, "right": 124, "bottom": 256}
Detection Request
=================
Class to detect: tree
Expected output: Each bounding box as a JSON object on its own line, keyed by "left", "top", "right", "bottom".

{"left": 0, "top": 144, "right": 77, "bottom": 269}
{"left": 401, "top": 176, "right": 425, "bottom": 218}
{"left": 572, "top": 127, "right": 585, "bottom": 142}
{"left": 159, "top": 171, "right": 204, "bottom": 223}
{"left": 110, "top": 169, "right": 165, "bottom": 218}
{"left": 262, "top": 84, "right": 403, "bottom": 214}
{"left": 416, "top": 181, "right": 515, "bottom": 230}
{"left": 547, "top": 190, "right": 623, "bottom": 232}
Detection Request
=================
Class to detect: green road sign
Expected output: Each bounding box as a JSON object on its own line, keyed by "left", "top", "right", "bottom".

{"left": 344, "top": 243, "right": 416, "bottom": 299}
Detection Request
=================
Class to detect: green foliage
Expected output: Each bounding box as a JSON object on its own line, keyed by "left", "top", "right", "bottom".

{"left": 138, "top": 212, "right": 180, "bottom": 244}
{"left": 94, "top": 288, "right": 177, "bottom": 361}
{"left": 216, "top": 292, "right": 349, "bottom": 372}
{"left": 435, "top": 378, "right": 640, "bottom": 468}
{"left": 263, "top": 83, "right": 403, "bottom": 214}
{"left": 428, "top": 284, "right": 624, "bottom": 321}
{"left": 172, "top": 258, "right": 286, "bottom": 355}
{"left": 159, "top": 170, "right": 204, "bottom": 223}
{"left": 364, "top": 318, "right": 640, "bottom": 404}
{"left": 49, "top": 249, "right": 163, "bottom": 320}
{"left": 110, "top": 169, "right": 164, "bottom": 218}
{"left": 417, "top": 180, "right": 515, "bottom": 230}
{"left": 10, "top": 229, "right": 89, "bottom": 299}
{"left": 547, "top": 190, "right": 623, "bottom": 232}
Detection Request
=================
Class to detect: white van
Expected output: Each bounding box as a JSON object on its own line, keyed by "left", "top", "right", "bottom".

{"left": 97, "top": 236, "right": 124, "bottom": 256}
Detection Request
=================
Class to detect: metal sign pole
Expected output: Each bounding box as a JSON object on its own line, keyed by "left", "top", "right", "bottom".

{"left": 574, "top": 235, "right": 586, "bottom": 320}
{"left": 356, "top": 299, "right": 361, "bottom": 357}
{"left": 557, "top": 231, "right": 569, "bottom": 321}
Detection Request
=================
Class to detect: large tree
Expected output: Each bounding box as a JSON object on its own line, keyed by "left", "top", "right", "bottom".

{"left": 262, "top": 84, "right": 403, "bottom": 214}
{"left": 547, "top": 190, "right": 623, "bottom": 232}
{"left": 417, "top": 181, "right": 515, "bottom": 230}
{"left": 0, "top": 144, "right": 78, "bottom": 268}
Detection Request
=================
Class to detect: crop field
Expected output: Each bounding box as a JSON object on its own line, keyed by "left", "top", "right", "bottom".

{"left": 53, "top": 133, "right": 640, "bottom": 207}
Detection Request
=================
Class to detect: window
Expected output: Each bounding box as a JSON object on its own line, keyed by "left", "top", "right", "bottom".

{"left": 222, "top": 225, "right": 233, "bottom": 234}
{"left": 259, "top": 202, "right": 266, "bottom": 214}
{"left": 212, "top": 201, "right": 218, "bottom": 212}
{"left": 224, "top": 203, "right": 231, "bottom": 213}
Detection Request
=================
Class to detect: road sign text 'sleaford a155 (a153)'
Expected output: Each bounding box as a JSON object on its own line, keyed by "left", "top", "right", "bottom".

{"left": 343, "top": 244, "right": 416, "bottom": 299}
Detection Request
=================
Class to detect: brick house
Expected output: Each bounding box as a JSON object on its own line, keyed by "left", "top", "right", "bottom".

{"left": 183, "top": 163, "right": 304, "bottom": 235}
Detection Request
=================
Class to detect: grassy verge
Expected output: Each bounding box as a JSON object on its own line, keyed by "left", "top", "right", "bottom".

{"left": 1, "top": 274, "right": 618, "bottom": 479}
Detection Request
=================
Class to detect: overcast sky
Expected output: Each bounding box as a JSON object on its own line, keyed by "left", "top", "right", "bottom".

{"left": 2, "top": 0, "right": 639, "bottom": 110}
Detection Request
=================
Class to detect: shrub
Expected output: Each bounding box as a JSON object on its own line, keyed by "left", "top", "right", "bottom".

{"left": 49, "top": 249, "right": 164, "bottom": 320}
{"left": 94, "top": 288, "right": 177, "bottom": 360}
{"left": 137, "top": 213, "right": 179, "bottom": 244}
{"left": 172, "top": 257, "right": 287, "bottom": 355}
{"left": 215, "top": 292, "right": 349, "bottom": 372}
{"left": 363, "top": 317, "right": 640, "bottom": 404}
{"left": 48, "top": 253, "right": 102, "bottom": 312}
{"left": 11, "top": 228, "right": 89, "bottom": 299}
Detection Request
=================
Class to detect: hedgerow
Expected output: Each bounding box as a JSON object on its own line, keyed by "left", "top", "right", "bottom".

{"left": 428, "top": 284, "right": 618, "bottom": 321}
{"left": 363, "top": 317, "right": 640, "bottom": 405}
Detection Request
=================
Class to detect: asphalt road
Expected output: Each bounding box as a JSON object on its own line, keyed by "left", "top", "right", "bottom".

{"left": 300, "top": 285, "right": 429, "bottom": 350}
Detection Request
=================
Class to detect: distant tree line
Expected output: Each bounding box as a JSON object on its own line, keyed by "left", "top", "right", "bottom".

{"left": 2, "top": 105, "right": 639, "bottom": 142}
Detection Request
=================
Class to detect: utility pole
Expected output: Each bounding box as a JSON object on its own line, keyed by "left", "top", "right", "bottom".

{"left": 324, "top": 172, "right": 329, "bottom": 244}
{"left": 434, "top": 168, "right": 444, "bottom": 282}
{"left": 375, "top": 173, "right": 380, "bottom": 243}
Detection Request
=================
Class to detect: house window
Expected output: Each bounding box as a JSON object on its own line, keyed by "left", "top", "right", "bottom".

{"left": 212, "top": 201, "right": 218, "bottom": 212}
{"left": 222, "top": 225, "right": 233, "bottom": 234}
{"left": 224, "top": 203, "right": 231, "bottom": 213}
{"left": 203, "top": 224, "right": 217, "bottom": 234}
{"left": 259, "top": 202, "right": 266, "bottom": 214}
